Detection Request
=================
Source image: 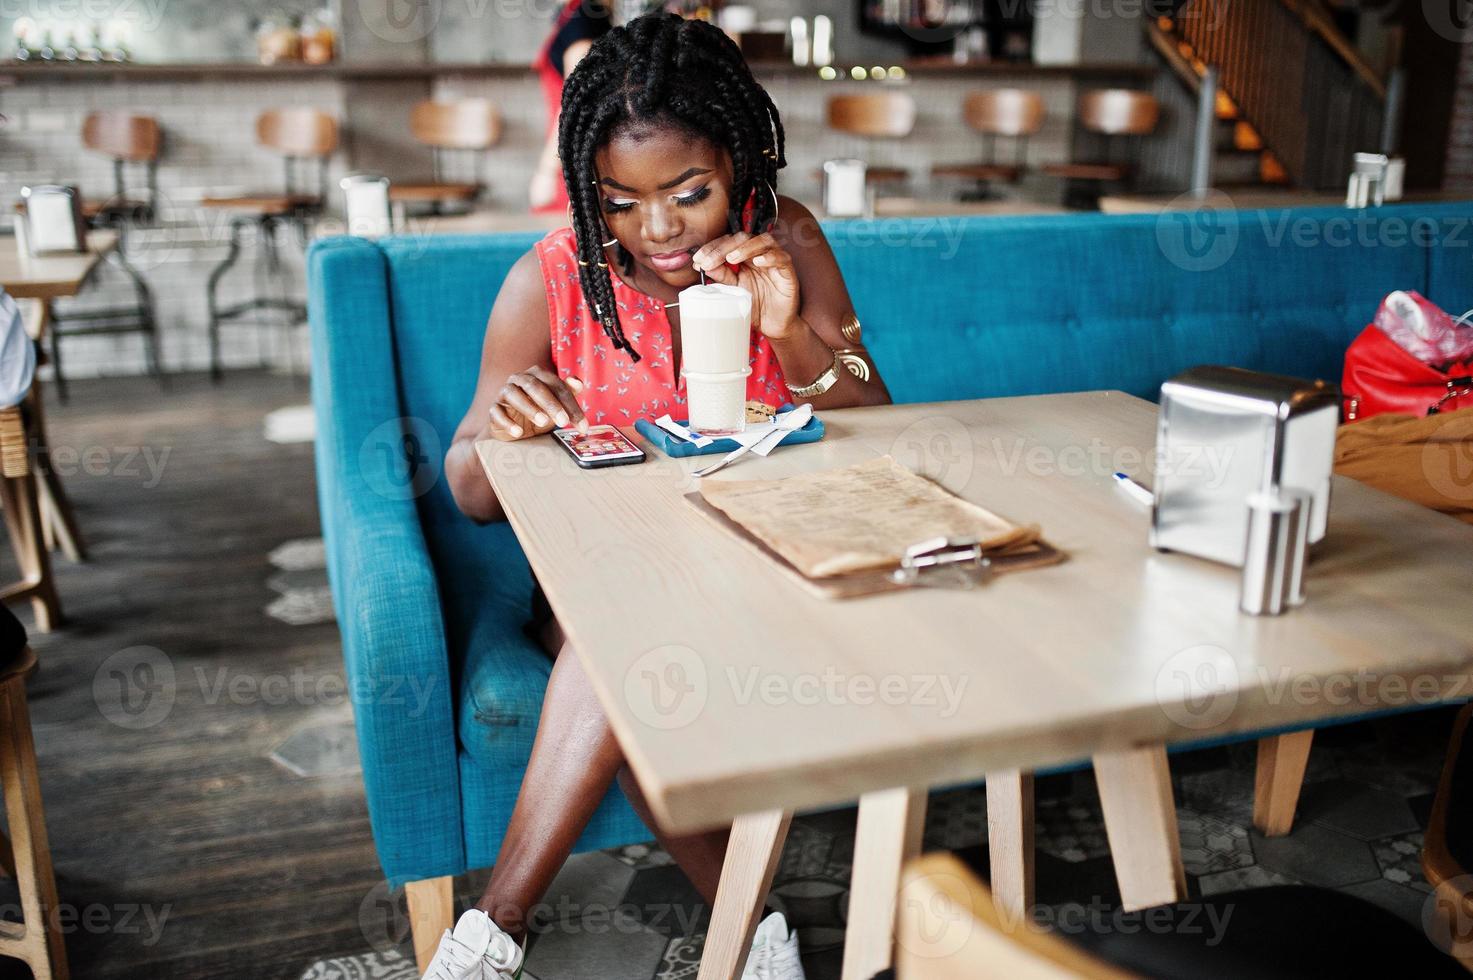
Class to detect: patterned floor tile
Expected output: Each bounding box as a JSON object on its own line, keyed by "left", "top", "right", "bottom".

{"left": 608, "top": 841, "right": 676, "bottom": 870}
{"left": 1299, "top": 779, "right": 1420, "bottom": 842}
{"left": 1178, "top": 766, "right": 1256, "bottom": 826}
{"left": 1342, "top": 877, "right": 1432, "bottom": 927}
{"left": 655, "top": 934, "right": 702, "bottom": 980}
{"left": 1035, "top": 797, "right": 1110, "bottom": 864}
{"left": 270, "top": 716, "right": 361, "bottom": 778}
{"left": 266, "top": 587, "right": 336, "bottom": 626}
{"left": 540, "top": 851, "right": 637, "bottom": 928}
{"left": 776, "top": 821, "right": 837, "bottom": 882}
{"left": 921, "top": 786, "right": 986, "bottom": 851}
{"left": 1177, "top": 808, "right": 1254, "bottom": 877}
{"left": 265, "top": 404, "right": 318, "bottom": 444}
{"left": 269, "top": 536, "right": 328, "bottom": 570}
{"left": 298, "top": 949, "right": 415, "bottom": 979}
{"left": 523, "top": 910, "right": 669, "bottom": 980}
{"left": 1371, "top": 830, "right": 1432, "bottom": 894}
{"left": 617, "top": 863, "right": 708, "bottom": 937}
{"left": 770, "top": 876, "right": 849, "bottom": 952}
{"left": 1194, "top": 865, "right": 1299, "bottom": 896}
{"left": 1252, "top": 823, "right": 1381, "bottom": 888}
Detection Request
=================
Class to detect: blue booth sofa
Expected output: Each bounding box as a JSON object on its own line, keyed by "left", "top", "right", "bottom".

{"left": 307, "top": 201, "right": 1473, "bottom": 928}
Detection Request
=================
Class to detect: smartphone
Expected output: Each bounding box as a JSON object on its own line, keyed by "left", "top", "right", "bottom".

{"left": 553, "top": 425, "right": 646, "bottom": 469}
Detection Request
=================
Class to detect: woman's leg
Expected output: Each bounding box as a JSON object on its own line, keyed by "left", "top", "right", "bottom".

{"left": 474, "top": 625, "right": 731, "bottom": 940}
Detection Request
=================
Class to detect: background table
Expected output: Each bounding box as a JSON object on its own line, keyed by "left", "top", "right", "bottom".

{"left": 480, "top": 392, "right": 1473, "bottom": 978}
{"left": 0, "top": 231, "right": 116, "bottom": 307}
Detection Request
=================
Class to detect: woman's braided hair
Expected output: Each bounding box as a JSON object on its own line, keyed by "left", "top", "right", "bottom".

{"left": 558, "top": 12, "right": 787, "bottom": 363}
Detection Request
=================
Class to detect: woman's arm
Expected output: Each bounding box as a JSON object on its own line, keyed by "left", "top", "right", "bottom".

{"left": 769, "top": 195, "right": 891, "bottom": 409}
{"left": 692, "top": 195, "right": 892, "bottom": 410}
{"left": 445, "top": 250, "right": 586, "bottom": 524}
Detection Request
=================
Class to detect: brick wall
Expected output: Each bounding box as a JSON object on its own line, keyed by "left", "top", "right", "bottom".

{"left": 3, "top": 66, "right": 1107, "bottom": 380}
{"left": 2, "top": 76, "right": 347, "bottom": 379}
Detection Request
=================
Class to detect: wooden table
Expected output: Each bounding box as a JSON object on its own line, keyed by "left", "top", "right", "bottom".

{"left": 0, "top": 231, "right": 116, "bottom": 304}
{"left": 479, "top": 392, "right": 1473, "bottom": 978}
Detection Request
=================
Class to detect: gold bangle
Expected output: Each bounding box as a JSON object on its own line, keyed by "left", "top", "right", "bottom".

{"left": 834, "top": 348, "right": 871, "bottom": 382}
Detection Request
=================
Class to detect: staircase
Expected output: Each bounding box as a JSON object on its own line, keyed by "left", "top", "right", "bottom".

{"left": 1146, "top": 0, "right": 1390, "bottom": 191}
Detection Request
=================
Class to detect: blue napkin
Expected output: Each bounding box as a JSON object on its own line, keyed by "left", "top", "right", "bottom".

{"left": 634, "top": 405, "right": 825, "bottom": 458}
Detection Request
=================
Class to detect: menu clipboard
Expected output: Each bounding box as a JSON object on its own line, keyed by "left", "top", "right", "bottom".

{"left": 687, "top": 456, "right": 1065, "bottom": 599}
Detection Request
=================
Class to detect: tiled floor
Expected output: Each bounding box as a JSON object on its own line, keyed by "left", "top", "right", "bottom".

{"left": 300, "top": 708, "right": 1461, "bottom": 980}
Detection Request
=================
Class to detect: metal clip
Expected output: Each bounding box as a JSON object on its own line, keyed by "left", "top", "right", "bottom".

{"left": 890, "top": 536, "right": 992, "bottom": 590}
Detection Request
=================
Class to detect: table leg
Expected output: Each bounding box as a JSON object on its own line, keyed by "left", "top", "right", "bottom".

{"left": 1093, "top": 745, "right": 1185, "bottom": 912}
{"left": 1253, "top": 730, "right": 1314, "bottom": 837}
{"left": 985, "top": 769, "right": 1034, "bottom": 922}
{"left": 840, "top": 787, "right": 927, "bottom": 980}
{"left": 697, "top": 809, "right": 791, "bottom": 980}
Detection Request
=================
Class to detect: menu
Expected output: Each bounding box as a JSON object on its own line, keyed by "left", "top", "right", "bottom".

{"left": 698, "top": 456, "right": 1038, "bottom": 579}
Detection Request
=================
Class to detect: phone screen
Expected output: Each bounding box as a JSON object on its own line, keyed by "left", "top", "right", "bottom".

{"left": 553, "top": 425, "right": 645, "bottom": 466}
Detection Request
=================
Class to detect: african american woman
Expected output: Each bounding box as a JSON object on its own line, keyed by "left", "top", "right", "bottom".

{"left": 434, "top": 13, "right": 891, "bottom": 980}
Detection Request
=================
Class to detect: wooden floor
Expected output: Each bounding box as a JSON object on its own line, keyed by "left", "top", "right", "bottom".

{"left": 0, "top": 371, "right": 384, "bottom": 979}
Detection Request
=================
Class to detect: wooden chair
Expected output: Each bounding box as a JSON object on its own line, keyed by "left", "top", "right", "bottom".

{"left": 0, "top": 646, "right": 67, "bottom": 979}
{"left": 1423, "top": 702, "right": 1473, "bottom": 967}
{"left": 895, "top": 852, "right": 1466, "bottom": 979}
{"left": 46, "top": 112, "right": 164, "bottom": 401}
{"left": 932, "top": 89, "right": 1045, "bottom": 194}
{"left": 200, "top": 109, "right": 339, "bottom": 380}
{"left": 896, "top": 854, "right": 1132, "bottom": 978}
{"left": 824, "top": 92, "right": 918, "bottom": 185}
{"left": 389, "top": 99, "right": 502, "bottom": 213}
{"left": 1042, "top": 90, "right": 1159, "bottom": 207}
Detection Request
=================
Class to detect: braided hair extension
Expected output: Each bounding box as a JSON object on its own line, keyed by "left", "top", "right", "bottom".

{"left": 557, "top": 12, "right": 787, "bottom": 363}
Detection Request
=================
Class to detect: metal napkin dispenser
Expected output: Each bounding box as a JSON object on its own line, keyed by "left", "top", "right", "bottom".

{"left": 1150, "top": 368, "right": 1339, "bottom": 610}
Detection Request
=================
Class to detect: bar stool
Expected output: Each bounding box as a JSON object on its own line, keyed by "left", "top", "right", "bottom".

{"left": 824, "top": 92, "right": 917, "bottom": 185}
{"left": 0, "top": 643, "right": 67, "bottom": 980}
{"left": 932, "top": 89, "right": 1045, "bottom": 198}
{"left": 200, "top": 108, "right": 338, "bottom": 380}
{"left": 388, "top": 99, "right": 502, "bottom": 215}
{"left": 0, "top": 402, "right": 60, "bottom": 633}
{"left": 1042, "top": 89, "right": 1160, "bottom": 208}
{"left": 46, "top": 112, "right": 164, "bottom": 401}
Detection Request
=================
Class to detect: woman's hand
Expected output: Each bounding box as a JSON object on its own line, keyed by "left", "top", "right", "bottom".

{"left": 692, "top": 232, "right": 802, "bottom": 341}
{"left": 487, "top": 367, "right": 588, "bottom": 440}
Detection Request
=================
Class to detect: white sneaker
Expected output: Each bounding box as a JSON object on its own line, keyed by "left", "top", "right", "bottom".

{"left": 741, "top": 911, "right": 805, "bottom": 980}
{"left": 422, "top": 908, "right": 524, "bottom": 980}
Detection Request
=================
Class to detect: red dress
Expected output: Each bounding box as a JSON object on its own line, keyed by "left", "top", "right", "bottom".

{"left": 533, "top": 227, "right": 788, "bottom": 425}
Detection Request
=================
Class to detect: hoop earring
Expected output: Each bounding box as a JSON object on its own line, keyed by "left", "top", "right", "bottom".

{"left": 601, "top": 237, "right": 619, "bottom": 248}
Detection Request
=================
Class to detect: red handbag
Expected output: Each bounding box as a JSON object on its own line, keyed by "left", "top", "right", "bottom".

{"left": 1342, "top": 292, "right": 1473, "bottom": 422}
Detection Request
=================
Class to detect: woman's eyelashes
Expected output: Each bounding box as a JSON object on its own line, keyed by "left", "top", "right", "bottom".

{"left": 674, "top": 185, "right": 712, "bottom": 208}
{"left": 601, "top": 185, "right": 712, "bottom": 214}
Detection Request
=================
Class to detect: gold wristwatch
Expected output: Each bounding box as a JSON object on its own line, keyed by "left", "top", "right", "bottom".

{"left": 785, "top": 351, "right": 842, "bottom": 398}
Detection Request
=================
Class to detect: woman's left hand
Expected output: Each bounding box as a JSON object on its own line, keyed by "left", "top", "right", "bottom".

{"left": 692, "top": 232, "right": 802, "bottom": 342}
